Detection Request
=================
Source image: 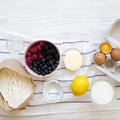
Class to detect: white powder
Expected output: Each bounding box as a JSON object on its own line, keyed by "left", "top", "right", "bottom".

{"left": 91, "top": 81, "right": 114, "bottom": 105}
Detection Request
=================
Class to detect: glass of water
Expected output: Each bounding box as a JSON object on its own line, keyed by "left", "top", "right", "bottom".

{"left": 43, "top": 80, "right": 63, "bottom": 103}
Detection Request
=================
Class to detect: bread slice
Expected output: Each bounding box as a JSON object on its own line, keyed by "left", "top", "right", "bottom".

{"left": 0, "top": 67, "right": 35, "bottom": 112}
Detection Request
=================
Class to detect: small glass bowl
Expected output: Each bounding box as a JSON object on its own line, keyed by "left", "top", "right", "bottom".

{"left": 6, "top": 39, "right": 25, "bottom": 54}
{"left": 90, "top": 80, "right": 115, "bottom": 106}
{"left": 99, "top": 41, "right": 112, "bottom": 54}
{"left": 43, "top": 80, "right": 63, "bottom": 103}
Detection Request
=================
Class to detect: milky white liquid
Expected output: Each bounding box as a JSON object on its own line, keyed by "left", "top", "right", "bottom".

{"left": 91, "top": 81, "right": 114, "bottom": 105}
{"left": 64, "top": 49, "right": 83, "bottom": 71}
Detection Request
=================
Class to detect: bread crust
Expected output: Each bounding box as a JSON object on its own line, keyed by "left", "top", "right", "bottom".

{"left": 0, "top": 59, "right": 36, "bottom": 112}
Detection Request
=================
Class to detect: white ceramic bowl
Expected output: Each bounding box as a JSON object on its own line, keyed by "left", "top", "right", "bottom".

{"left": 24, "top": 40, "right": 60, "bottom": 80}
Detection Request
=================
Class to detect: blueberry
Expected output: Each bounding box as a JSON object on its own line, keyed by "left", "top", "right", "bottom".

{"left": 48, "top": 70, "right": 52, "bottom": 73}
{"left": 54, "top": 63, "right": 58, "bottom": 67}
{"left": 42, "top": 66, "right": 45, "bottom": 70}
{"left": 52, "top": 65, "right": 56, "bottom": 70}
{"left": 44, "top": 69, "right": 49, "bottom": 74}
{"left": 37, "top": 60, "right": 42, "bottom": 65}
{"left": 42, "top": 62, "right": 46, "bottom": 66}
{"left": 38, "top": 68, "right": 41, "bottom": 71}
{"left": 36, "top": 61, "right": 40, "bottom": 65}
{"left": 33, "top": 61, "right": 38, "bottom": 67}
{"left": 44, "top": 64, "right": 47, "bottom": 68}
{"left": 47, "top": 62, "right": 50, "bottom": 65}
{"left": 56, "top": 60, "right": 59, "bottom": 64}
{"left": 48, "top": 66, "right": 52, "bottom": 70}
{"left": 38, "top": 59, "right": 42, "bottom": 63}
{"left": 37, "top": 71, "right": 41, "bottom": 75}
{"left": 49, "top": 60, "right": 53, "bottom": 65}
{"left": 52, "top": 59, "right": 55, "bottom": 63}
{"left": 42, "top": 58, "right": 45, "bottom": 62}
{"left": 33, "top": 67, "right": 37, "bottom": 71}
{"left": 30, "top": 65, "right": 33, "bottom": 69}
{"left": 40, "top": 69, "right": 43, "bottom": 73}
{"left": 42, "top": 72, "right": 46, "bottom": 76}
{"left": 39, "top": 63, "right": 42, "bottom": 67}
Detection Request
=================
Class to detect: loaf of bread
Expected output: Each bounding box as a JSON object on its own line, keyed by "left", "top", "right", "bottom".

{"left": 0, "top": 59, "right": 36, "bottom": 112}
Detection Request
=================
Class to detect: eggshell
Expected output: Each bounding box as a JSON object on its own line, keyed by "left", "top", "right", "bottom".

{"left": 111, "top": 48, "right": 120, "bottom": 61}
{"left": 94, "top": 52, "right": 107, "bottom": 65}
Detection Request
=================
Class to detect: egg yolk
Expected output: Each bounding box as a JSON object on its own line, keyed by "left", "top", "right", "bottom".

{"left": 100, "top": 42, "right": 112, "bottom": 54}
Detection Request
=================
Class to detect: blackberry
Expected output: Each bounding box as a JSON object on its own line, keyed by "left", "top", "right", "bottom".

{"left": 48, "top": 43, "right": 53, "bottom": 49}
{"left": 43, "top": 43, "right": 49, "bottom": 50}
{"left": 55, "top": 54, "right": 59, "bottom": 60}
{"left": 45, "top": 55, "right": 53, "bottom": 61}
{"left": 46, "top": 50, "right": 54, "bottom": 55}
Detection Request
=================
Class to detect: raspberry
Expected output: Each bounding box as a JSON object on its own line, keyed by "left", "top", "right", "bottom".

{"left": 26, "top": 57, "right": 33, "bottom": 66}
{"left": 30, "top": 47, "right": 37, "bottom": 53}
{"left": 39, "top": 41, "right": 44, "bottom": 47}
{"left": 32, "top": 54, "right": 38, "bottom": 60}
{"left": 37, "top": 50, "right": 41, "bottom": 55}
{"left": 26, "top": 51, "right": 32, "bottom": 57}
{"left": 39, "top": 54, "right": 43, "bottom": 59}
{"left": 36, "top": 44, "right": 42, "bottom": 51}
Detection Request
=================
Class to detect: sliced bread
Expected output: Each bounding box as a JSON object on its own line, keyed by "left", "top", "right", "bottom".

{"left": 0, "top": 60, "right": 35, "bottom": 112}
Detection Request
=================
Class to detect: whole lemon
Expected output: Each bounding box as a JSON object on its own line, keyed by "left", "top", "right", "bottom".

{"left": 71, "top": 76, "right": 89, "bottom": 96}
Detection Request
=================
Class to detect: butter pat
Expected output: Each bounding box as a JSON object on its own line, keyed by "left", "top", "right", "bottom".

{"left": 64, "top": 49, "right": 83, "bottom": 71}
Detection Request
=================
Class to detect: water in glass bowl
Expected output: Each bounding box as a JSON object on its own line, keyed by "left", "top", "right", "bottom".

{"left": 43, "top": 80, "right": 63, "bottom": 103}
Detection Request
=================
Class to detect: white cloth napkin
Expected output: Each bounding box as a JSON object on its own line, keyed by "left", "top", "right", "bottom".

{"left": 0, "top": 30, "right": 120, "bottom": 116}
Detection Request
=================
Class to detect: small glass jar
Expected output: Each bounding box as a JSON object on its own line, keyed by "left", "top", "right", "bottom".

{"left": 43, "top": 80, "right": 63, "bottom": 103}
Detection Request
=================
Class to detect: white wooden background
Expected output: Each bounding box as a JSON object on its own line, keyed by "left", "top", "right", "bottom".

{"left": 0, "top": 0, "right": 120, "bottom": 119}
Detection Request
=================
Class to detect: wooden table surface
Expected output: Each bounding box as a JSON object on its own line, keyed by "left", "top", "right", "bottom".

{"left": 0, "top": 0, "right": 120, "bottom": 119}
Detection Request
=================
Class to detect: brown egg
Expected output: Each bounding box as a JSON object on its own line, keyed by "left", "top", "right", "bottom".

{"left": 94, "top": 52, "right": 107, "bottom": 65}
{"left": 111, "top": 48, "right": 120, "bottom": 61}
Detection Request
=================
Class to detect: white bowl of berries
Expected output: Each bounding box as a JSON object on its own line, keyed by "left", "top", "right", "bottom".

{"left": 24, "top": 40, "right": 60, "bottom": 80}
